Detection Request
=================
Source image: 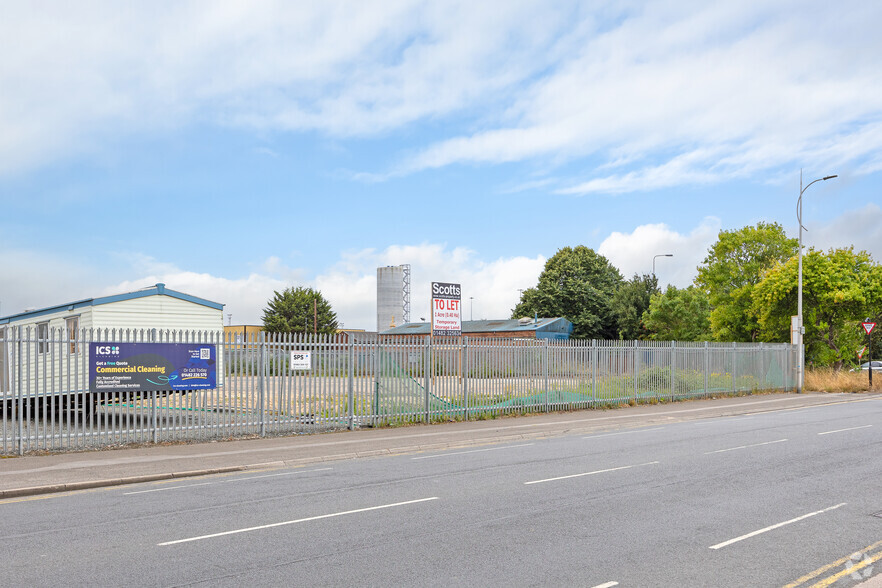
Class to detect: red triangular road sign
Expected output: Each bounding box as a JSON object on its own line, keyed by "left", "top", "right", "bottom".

{"left": 863, "top": 322, "right": 876, "bottom": 335}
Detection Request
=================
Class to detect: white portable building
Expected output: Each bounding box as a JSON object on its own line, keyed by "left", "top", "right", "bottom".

{"left": 0, "top": 283, "right": 224, "bottom": 399}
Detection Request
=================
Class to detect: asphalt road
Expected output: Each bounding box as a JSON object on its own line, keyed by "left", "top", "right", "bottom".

{"left": 2, "top": 395, "right": 880, "bottom": 587}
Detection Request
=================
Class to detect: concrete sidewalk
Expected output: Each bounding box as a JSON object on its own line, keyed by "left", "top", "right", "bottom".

{"left": 1, "top": 392, "right": 877, "bottom": 499}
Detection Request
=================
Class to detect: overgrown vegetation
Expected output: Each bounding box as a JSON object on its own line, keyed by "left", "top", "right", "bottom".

{"left": 511, "top": 224, "right": 881, "bottom": 370}
{"left": 804, "top": 368, "right": 881, "bottom": 393}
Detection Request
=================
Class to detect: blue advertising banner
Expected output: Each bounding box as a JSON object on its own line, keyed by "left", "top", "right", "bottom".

{"left": 89, "top": 343, "right": 217, "bottom": 392}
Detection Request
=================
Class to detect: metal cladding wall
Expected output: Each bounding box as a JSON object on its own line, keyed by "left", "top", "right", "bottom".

{"left": 377, "top": 266, "right": 405, "bottom": 332}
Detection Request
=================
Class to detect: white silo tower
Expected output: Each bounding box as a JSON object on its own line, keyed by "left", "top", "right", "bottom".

{"left": 376, "top": 264, "right": 410, "bottom": 331}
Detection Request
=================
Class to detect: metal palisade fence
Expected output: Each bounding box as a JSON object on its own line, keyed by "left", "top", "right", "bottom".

{"left": 0, "top": 328, "right": 797, "bottom": 455}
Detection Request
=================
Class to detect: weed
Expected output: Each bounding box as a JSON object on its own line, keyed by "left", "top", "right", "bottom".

{"left": 805, "top": 368, "right": 881, "bottom": 393}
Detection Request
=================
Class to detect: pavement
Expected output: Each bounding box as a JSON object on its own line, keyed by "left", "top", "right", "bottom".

{"left": 1, "top": 391, "right": 879, "bottom": 500}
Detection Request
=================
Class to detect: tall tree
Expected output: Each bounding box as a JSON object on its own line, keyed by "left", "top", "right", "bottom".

{"left": 695, "top": 222, "right": 797, "bottom": 342}
{"left": 752, "top": 247, "right": 882, "bottom": 369}
{"left": 611, "top": 273, "right": 659, "bottom": 340}
{"left": 262, "top": 287, "right": 338, "bottom": 335}
{"left": 642, "top": 285, "right": 712, "bottom": 341}
{"left": 512, "top": 246, "right": 623, "bottom": 339}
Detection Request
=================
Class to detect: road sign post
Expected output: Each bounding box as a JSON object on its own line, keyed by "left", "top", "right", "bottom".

{"left": 862, "top": 322, "right": 876, "bottom": 388}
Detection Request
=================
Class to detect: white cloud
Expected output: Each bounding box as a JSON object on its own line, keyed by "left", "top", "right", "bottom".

{"left": 596, "top": 206, "right": 882, "bottom": 292}
{"left": 0, "top": 249, "right": 101, "bottom": 316}
{"left": 0, "top": 0, "right": 567, "bottom": 176}
{"left": 402, "top": 2, "right": 882, "bottom": 191}
{"left": 0, "top": 243, "right": 544, "bottom": 330}
{"left": 810, "top": 203, "right": 882, "bottom": 261}
{"left": 4, "top": 208, "right": 878, "bottom": 327}
{"left": 102, "top": 269, "right": 290, "bottom": 327}
{"left": 556, "top": 149, "right": 723, "bottom": 195}
{"left": 315, "top": 244, "right": 546, "bottom": 329}
{"left": 597, "top": 218, "right": 722, "bottom": 287}
{"left": 5, "top": 1, "right": 881, "bottom": 194}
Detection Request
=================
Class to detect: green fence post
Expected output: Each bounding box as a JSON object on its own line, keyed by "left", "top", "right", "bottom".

{"left": 347, "top": 339, "right": 354, "bottom": 430}
{"left": 704, "top": 341, "right": 710, "bottom": 397}
{"left": 591, "top": 339, "right": 597, "bottom": 406}
{"left": 634, "top": 340, "right": 639, "bottom": 403}
{"left": 424, "top": 336, "right": 431, "bottom": 423}
{"left": 463, "top": 337, "right": 469, "bottom": 421}
{"left": 732, "top": 342, "right": 737, "bottom": 394}
{"left": 373, "top": 337, "right": 380, "bottom": 425}
{"left": 259, "top": 331, "right": 266, "bottom": 437}
{"left": 544, "top": 339, "right": 550, "bottom": 413}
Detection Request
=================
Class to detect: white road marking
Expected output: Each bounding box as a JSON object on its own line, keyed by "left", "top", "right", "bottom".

{"left": 411, "top": 443, "right": 534, "bottom": 460}
{"left": 583, "top": 427, "right": 664, "bottom": 439}
{"left": 817, "top": 424, "right": 873, "bottom": 435}
{"left": 709, "top": 503, "right": 846, "bottom": 550}
{"left": 158, "top": 497, "right": 439, "bottom": 545}
{"left": 125, "top": 467, "right": 333, "bottom": 495}
{"left": 219, "top": 468, "right": 333, "bottom": 482}
{"left": 591, "top": 582, "right": 619, "bottom": 588}
{"left": 125, "top": 482, "right": 213, "bottom": 495}
{"left": 703, "top": 438, "right": 788, "bottom": 454}
{"left": 524, "top": 461, "right": 659, "bottom": 485}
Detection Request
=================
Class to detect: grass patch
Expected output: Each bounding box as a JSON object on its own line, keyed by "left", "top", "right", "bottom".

{"left": 805, "top": 368, "right": 881, "bottom": 393}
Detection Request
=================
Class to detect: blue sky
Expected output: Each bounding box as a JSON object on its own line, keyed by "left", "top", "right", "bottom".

{"left": 2, "top": 1, "right": 881, "bottom": 329}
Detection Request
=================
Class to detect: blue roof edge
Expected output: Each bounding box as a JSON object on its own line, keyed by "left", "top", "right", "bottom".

{"left": 0, "top": 283, "right": 223, "bottom": 324}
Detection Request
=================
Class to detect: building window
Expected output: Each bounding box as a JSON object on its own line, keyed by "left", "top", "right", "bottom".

{"left": 66, "top": 316, "right": 79, "bottom": 354}
{"left": 37, "top": 322, "right": 49, "bottom": 354}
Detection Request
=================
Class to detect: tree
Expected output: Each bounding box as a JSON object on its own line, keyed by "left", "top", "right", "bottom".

{"left": 695, "top": 222, "right": 797, "bottom": 342}
{"left": 642, "top": 285, "right": 712, "bottom": 341}
{"left": 262, "top": 287, "right": 338, "bottom": 335}
{"left": 611, "top": 273, "right": 659, "bottom": 340}
{"left": 752, "top": 247, "right": 882, "bottom": 369}
{"left": 512, "top": 246, "right": 623, "bottom": 339}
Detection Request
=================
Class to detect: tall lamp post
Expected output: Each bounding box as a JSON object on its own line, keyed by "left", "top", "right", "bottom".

{"left": 796, "top": 170, "right": 837, "bottom": 393}
{"left": 652, "top": 254, "right": 673, "bottom": 277}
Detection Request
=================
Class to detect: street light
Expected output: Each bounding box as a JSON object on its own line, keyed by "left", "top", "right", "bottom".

{"left": 796, "top": 170, "right": 837, "bottom": 393}
{"left": 652, "top": 254, "right": 673, "bottom": 276}
{"left": 469, "top": 296, "right": 474, "bottom": 321}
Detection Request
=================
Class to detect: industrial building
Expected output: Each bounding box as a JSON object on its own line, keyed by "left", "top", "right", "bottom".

{"left": 380, "top": 317, "right": 574, "bottom": 340}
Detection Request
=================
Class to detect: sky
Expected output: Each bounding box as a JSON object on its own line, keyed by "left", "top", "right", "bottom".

{"left": 2, "top": 1, "right": 881, "bottom": 330}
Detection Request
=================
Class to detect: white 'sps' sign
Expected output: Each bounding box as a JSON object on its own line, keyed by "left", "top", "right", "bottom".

{"left": 431, "top": 281, "right": 462, "bottom": 337}
{"left": 290, "top": 351, "right": 312, "bottom": 370}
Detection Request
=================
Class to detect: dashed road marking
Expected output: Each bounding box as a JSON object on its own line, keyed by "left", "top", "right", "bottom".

{"left": 125, "top": 467, "right": 333, "bottom": 495}
{"left": 524, "top": 461, "right": 659, "bottom": 485}
{"left": 411, "top": 443, "right": 534, "bottom": 460}
{"left": 709, "top": 503, "right": 846, "bottom": 550}
{"left": 159, "top": 496, "right": 440, "bottom": 545}
{"left": 817, "top": 424, "right": 873, "bottom": 436}
{"left": 704, "top": 438, "right": 788, "bottom": 454}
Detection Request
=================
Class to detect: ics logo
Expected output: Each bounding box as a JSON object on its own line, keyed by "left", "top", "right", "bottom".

{"left": 95, "top": 345, "right": 120, "bottom": 355}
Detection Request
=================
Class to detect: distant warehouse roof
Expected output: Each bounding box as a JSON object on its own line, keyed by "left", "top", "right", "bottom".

{"left": 380, "top": 317, "right": 573, "bottom": 340}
